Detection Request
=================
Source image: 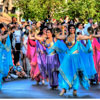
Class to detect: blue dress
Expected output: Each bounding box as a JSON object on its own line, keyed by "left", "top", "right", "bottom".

{"left": 58, "top": 41, "right": 90, "bottom": 90}
{"left": 0, "top": 35, "right": 13, "bottom": 90}
{"left": 50, "top": 38, "right": 90, "bottom": 89}
{"left": 48, "top": 38, "right": 90, "bottom": 90}
{"left": 79, "top": 40, "right": 97, "bottom": 79}
{"left": 0, "top": 41, "right": 4, "bottom": 90}
{"left": 2, "top": 35, "right": 13, "bottom": 77}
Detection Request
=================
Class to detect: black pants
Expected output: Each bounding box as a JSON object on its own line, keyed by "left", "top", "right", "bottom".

{"left": 14, "top": 43, "right": 21, "bottom": 65}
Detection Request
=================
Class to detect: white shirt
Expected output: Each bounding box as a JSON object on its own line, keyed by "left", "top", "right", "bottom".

{"left": 21, "top": 35, "right": 28, "bottom": 54}
{"left": 83, "top": 23, "right": 92, "bottom": 36}
{"left": 14, "top": 30, "right": 21, "bottom": 43}
{"left": 76, "top": 28, "right": 85, "bottom": 35}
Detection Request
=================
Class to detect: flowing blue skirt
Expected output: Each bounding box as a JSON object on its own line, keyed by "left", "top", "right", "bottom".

{"left": 0, "top": 35, "right": 13, "bottom": 90}
{"left": 55, "top": 41, "right": 90, "bottom": 90}
{"left": 0, "top": 42, "right": 4, "bottom": 90}
{"left": 49, "top": 40, "right": 90, "bottom": 90}
{"left": 79, "top": 40, "right": 97, "bottom": 79}
{"left": 58, "top": 52, "right": 90, "bottom": 90}
{"left": 3, "top": 35, "right": 13, "bottom": 77}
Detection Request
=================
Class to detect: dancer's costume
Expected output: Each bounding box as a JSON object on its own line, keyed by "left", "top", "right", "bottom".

{"left": 46, "top": 39, "right": 60, "bottom": 87}
{"left": 0, "top": 35, "right": 13, "bottom": 90}
{"left": 36, "top": 40, "right": 47, "bottom": 80}
{"left": 49, "top": 38, "right": 90, "bottom": 90}
{"left": 92, "top": 38, "right": 100, "bottom": 82}
{"left": 79, "top": 40, "right": 97, "bottom": 83}
{"left": 27, "top": 39, "right": 41, "bottom": 82}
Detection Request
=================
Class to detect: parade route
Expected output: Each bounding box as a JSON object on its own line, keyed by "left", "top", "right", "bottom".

{"left": 0, "top": 79, "right": 100, "bottom": 99}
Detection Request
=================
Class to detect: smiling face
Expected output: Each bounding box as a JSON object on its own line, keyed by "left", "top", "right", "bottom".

{"left": 78, "top": 24, "right": 83, "bottom": 30}
{"left": 47, "top": 30, "right": 52, "bottom": 38}
{"left": 69, "top": 26, "right": 75, "bottom": 34}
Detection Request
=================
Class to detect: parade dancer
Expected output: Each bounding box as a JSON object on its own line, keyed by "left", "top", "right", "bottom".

{"left": 92, "top": 27, "right": 100, "bottom": 83}
{"left": 52, "top": 25, "right": 92, "bottom": 96}
{"left": 36, "top": 40, "right": 47, "bottom": 85}
{"left": 3, "top": 35, "right": 14, "bottom": 78}
{"left": 0, "top": 32, "right": 11, "bottom": 90}
{"left": 79, "top": 38, "right": 97, "bottom": 84}
{"left": 44, "top": 28, "right": 60, "bottom": 89}
{"left": 27, "top": 29, "right": 42, "bottom": 84}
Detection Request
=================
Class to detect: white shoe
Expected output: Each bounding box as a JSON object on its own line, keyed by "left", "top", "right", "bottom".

{"left": 59, "top": 89, "right": 66, "bottom": 96}
{"left": 42, "top": 80, "right": 45, "bottom": 85}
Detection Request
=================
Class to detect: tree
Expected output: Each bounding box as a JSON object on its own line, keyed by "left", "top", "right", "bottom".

{"left": 95, "top": 0, "right": 100, "bottom": 22}
{"left": 14, "top": 0, "right": 99, "bottom": 23}
{"left": 14, "top": 0, "right": 33, "bottom": 21}
{"left": 14, "top": 0, "right": 67, "bottom": 21}
{"left": 66, "top": 0, "right": 97, "bottom": 23}
{"left": 28, "top": 0, "right": 67, "bottom": 21}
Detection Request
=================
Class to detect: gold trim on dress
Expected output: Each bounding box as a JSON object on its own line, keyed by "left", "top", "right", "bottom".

{"left": 50, "top": 51, "right": 56, "bottom": 55}
{"left": 51, "top": 47, "right": 66, "bottom": 53}
{"left": 72, "top": 50, "right": 79, "bottom": 54}
{"left": 58, "top": 67, "right": 90, "bottom": 89}
{"left": 58, "top": 67, "right": 72, "bottom": 88}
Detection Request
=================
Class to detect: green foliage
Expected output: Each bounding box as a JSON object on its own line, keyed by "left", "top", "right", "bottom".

{"left": 8, "top": 14, "right": 17, "bottom": 18}
{"left": 66, "top": 0, "right": 97, "bottom": 23}
{"left": 14, "top": 0, "right": 100, "bottom": 23}
{"left": 95, "top": 0, "right": 100, "bottom": 22}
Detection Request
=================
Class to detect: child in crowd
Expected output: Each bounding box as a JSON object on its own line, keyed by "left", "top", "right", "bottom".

{"left": 13, "top": 61, "right": 28, "bottom": 78}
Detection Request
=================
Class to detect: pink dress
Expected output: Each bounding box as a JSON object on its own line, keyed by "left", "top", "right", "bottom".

{"left": 92, "top": 38, "right": 100, "bottom": 82}
{"left": 27, "top": 38, "right": 41, "bottom": 82}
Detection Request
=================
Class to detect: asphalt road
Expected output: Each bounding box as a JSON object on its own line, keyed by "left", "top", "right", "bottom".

{"left": 0, "top": 79, "right": 100, "bottom": 99}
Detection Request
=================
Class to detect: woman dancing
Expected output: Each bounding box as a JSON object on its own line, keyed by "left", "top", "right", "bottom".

{"left": 52, "top": 24, "right": 93, "bottom": 96}
{"left": 27, "top": 28, "right": 42, "bottom": 84}
{"left": 44, "top": 28, "right": 60, "bottom": 89}
{"left": 92, "top": 27, "right": 100, "bottom": 83}
{"left": 0, "top": 32, "right": 11, "bottom": 90}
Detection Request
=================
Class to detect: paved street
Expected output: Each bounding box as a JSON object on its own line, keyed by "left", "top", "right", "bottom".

{"left": 0, "top": 79, "right": 100, "bottom": 99}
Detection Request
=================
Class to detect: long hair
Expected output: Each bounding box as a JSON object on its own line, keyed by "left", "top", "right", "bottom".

{"left": 47, "top": 28, "right": 55, "bottom": 37}
{"left": 68, "top": 24, "right": 76, "bottom": 36}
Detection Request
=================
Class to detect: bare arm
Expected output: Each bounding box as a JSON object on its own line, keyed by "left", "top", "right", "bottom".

{"left": 92, "top": 35, "right": 100, "bottom": 38}
{"left": 35, "top": 33, "right": 45, "bottom": 41}
{"left": 56, "top": 35, "right": 67, "bottom": 40}
{"left": 77, "top": 35, "right": 91, "bottom": 40}
{"left": 1, "top": 34, "right": 8, "bottom": 40}
{"left": 29, "top": 33, "right": 35, "bottom": 40}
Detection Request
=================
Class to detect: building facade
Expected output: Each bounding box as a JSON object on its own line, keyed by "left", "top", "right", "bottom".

{"left": 0, "top": 0, "right": 16, "bottom": 13}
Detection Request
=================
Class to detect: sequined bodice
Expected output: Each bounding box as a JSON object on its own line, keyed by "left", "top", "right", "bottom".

{"left": 65, "top": 35, "right": 76, "bottom": 49}
{"left": 47, "top": 41, "right": 54, "bottom": 48}
{"left": 46, "top": 38, "right": 55, "bottom": 49}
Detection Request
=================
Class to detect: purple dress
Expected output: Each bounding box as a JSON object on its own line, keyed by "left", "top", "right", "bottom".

{"left": 46, "top": 40, "right": 60, "bottom": 88}
{"left": 36, "top": 40, "right": 47, "bottom": 80}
